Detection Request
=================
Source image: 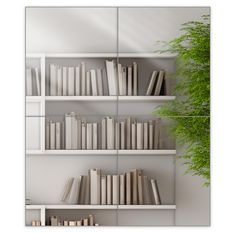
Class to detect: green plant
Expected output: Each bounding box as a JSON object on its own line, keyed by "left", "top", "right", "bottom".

{"left": 154, "top": 15, "right": 210, "bottom": 186}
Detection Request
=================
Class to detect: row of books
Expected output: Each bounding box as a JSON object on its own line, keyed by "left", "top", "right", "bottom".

{"left": 47, "top": 61, "right": 167, "bottom": 96}
{"left": 26, "top": 68, "right": 41, "bottom": 96}
{"left": 46, "top": 114, "right": 162, "bottom": 150}
{"left": 61, "top": 168, "right": 161, "bottom": 205}
{"left": 31, "top": 220, "right": 41, "bottom": 226}
{"left": 49, "top": 214, "right": 99, "bottom": 226}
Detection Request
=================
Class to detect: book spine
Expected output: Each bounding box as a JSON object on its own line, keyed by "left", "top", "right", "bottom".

{"left": 107, "top": 117, "right": 114, "bottom": 149}
{"left": 154, "top": 118, "right": 160, "bottom": 149}
{"left": 61, "top": 177, "right": 74, "bottom": 202}
{"left": 101, "top": 175, "right": 107, "bottom": 205}
{"left": 90, "top": 69, "right": 98, "bottom": 96}
{"left": 115, "top": 122, "right": 120, "bottom": 149}
{"left": 86, "top": 71, "right": 91, "bottom": 96}
{"left": 81, "top": 122, "right": 86, "bottom": 149}
{"left": 57, "top": 67, "right": 62, "bottom": 96}
{"left": 106, "top": 60, "right": 117, "bottom": 95}
{"left": 26, "top": 68, "right": 32, "bottom": 96}
{"left": 81, "top": 62, "right": 86, "bottom": 96}
{"left": 50, "top": 64, "right": 57, "bottom": 96}
{"left": 68, "top": 67, "right": 75, "bottom": 96}
{"left": 86, "top": 123, "right": 92, "bottom": 150}
{"left": 62, "top": 67, "right": 67, "bottom": 96}
{"left": 136, "top": 123, "right": 143, "bottom": 150}
{"left": 143, "top": 176, "right": 152, "bottom": 204}
{"left": 35, "top": 67, "right": 41, "bottom": 96}
{"left": 65, "top": 114, "right": 72, "bottom": 149}
{"left": 131, "top": 122, "right": 136, "bottom": 149}
{"left": 97, "top": 69, "right": 103, "bottom": 96}
{"left": 90, "top": 169, "right": 101, "bottom": 205}
{"left": 144, "top": 122, "right": 149, "bottom": 150}
{"left": 61, "top": 120, "right": 65, "bottom": 149}
{"left": 127, "top": 66, "right": 132, "bottom": 96}
{"left": 120, "top": 174, "right": 125, "bottom": 205}
{"left": 137, "top": 170, "right": 143, "bottom": 204}
{"left": 126, "top": 172, "right": 131, "bottom": 205}
{"left": 107, "top": 174, "right": 112, "bottom": 204}
{"left": 126, "top": 117, "right": 132, "bottom": 149}
{"left": 89, "top": 215, "right": 94, "bottom": 226}
{"left": 92, "top": 123, "right": 98, "bottom": 150}
{"left": 75, "top": 66, "right": 80, "bottom": 96}
{"left": 118, "top": 63, "right": 123, "bottom": 95}
{"left": 133, "top": 62, "right": 138, "bottom": 96}
{"left": 55, "top": 122, "right": 61, "bottom": 150}
{"left": 146, "top": 71, "right": 157, "bottom": 95}
{"left": 77, "top": 119, "right": 82, "bottom": 149}
{"left": 71, "top": 113, "right": 78, "bottom": 149}
{"left": 45, "top": 121, "right": 50, "bottom": 149}
{"left": 122, "top": 67, "right": 127, "bottom": 96}
{"left": 101, "top": 118, "right": 107, "bottom": 149}
{"left": 120, "top": 122, "right": 125, "bottom": 149}
{"left": 154, "top": 70, "right": 165, "bottom": 96}
{"left": 84, "top": 175, "right": 90, "bottom": 204}
{"left": 131, "top": 170, "right": 138, "bottom": 204}
{"left": 151, "top": 179, "right": 161, "bottom": 205}
{"left": 149, "top": 121, "right": 153, "bottom": 149}
{"left": 49, "top": 121, "right": 55, "bottom": 149}
{"left": 112, "top": 175, "right": 119, "bottom": 204}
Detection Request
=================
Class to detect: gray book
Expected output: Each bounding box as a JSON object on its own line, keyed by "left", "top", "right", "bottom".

{"left": 90, "top": 169, "right": 101, "bottom": 205}
{"left": 65, "top": 113, "right": 72, "bottom": 149}
{"left": 107, "top": 174, "right": 112, "bottom": 204}
{"left": 96, "top": 69, "right": 103, "bottom": 96}
{"left": 151, "top": 179, "right": 161, "bottom": 205}
{"left": 68, "top": 67, "right": 75, "bottom": 96}
{"left": 115, "top": 122, "right": 120, "bottom": 149}
{"left": 125, "top": 172, "right": 131, "bottom": 205}
{"left": 86, "top": 71, "right": 91, "bottom": 96}
{"left": 107, "top": 117, "right": 114, "bottom": 149}
{"left": 126, "top": 117, "right": 132, "bottom": 149}
{"left": 117, "top": 63, "right": 123, "bottom": 95}
{"left": 137, "top": 170, "right": 143, "bottom": 204}
{"left": 81, "top": 62, "right": 86, "bottom": 96}
{"left": 154, "top": 118, "right": 160, "bottom": 149}
{"left": 84, "top": 175, "right": 90, "bottom": 204}
{"left": 45, "top": 121, "right": 50, "bottom": 150}
{"left": 120, "top": 122, "right": 125, "bottom": 149}
{"left": 77, "top": 118, "right": 82, "bottom": 149}
{"left": 81, "top": 122, "right": 86, "bottom": 149}
{"left": 50, "top": 64, "right": 57, "bottom": 96}
{"left": 133, "top": 62, "right": 138, "bottom": 96}
{"left": 101, "top": 118, "right": 107, "bottom": 149}
{"left": 119, "top": 174, "right": 125, "bottom": 205}
{"left": 75, "top": 66, "right": 81, "bottom": 96}
{"left": 122, "top": 67, "right": 127, "bottom": 95}
{"left": 131, "top": 169, "right": 138, "bottom": 204}
{"left": 137, "top": 123, "right": 143, "bottom": 150}
{"left": 57, "top": 67, "right": 62, "bottom": 96}
{"left": 146, "top": 71, "right": 158, "bottom": 95}
{"left": 92, "top": 123, "right": 98, "bottom": 149}
{"left": 78, "top": 176, "right": 85, "bottom": 204}
{"left": 101, "top": 175, "right": 107, "bottom": 205}
{"left": 90, "top": 69, "right": 98, "bottom": 96}
{"left": 112, "top": 175, "right": 119, "bottom": 205}
{"left": 62, "top": 67, "right": 67, "bottom": 96}
{"left": 55, "top": 122, "right": 61, "bottom": 150}
{"left": 86, "top": 123, "right": 92, "bottom": 150}
{"left": 127, "top": 66, "right": 132, "bottom": 96}
{"left": 144, "top": 122, "right": 149, "bottom": 150}
{"left": 143, "top": 176, "right": 153, "bottom": 204}
{"left": 35, "top": 67, "right": 41, "bottom": 96}
{"left": 49, "top": 121, "right": 55, "bottom": 149}
{"left": 61, "top": 120, "right": 65, "bottom": 149}
{"left": 61, "top": 177, "right": 74, "bottom": 202}
{"left": 71, "top": 112, "right": 78, "bottom": 149}
{"left": 26, "top": 68, "right": 32, "bottom": 96}
{"left": 154, "top": 70, "right": 165, "bottom": 96}
{"left": 148, "top": 121, "right": 154, "bottom": 149}
{"left": 131, "top": 122, "right": 136, "bottom": 149}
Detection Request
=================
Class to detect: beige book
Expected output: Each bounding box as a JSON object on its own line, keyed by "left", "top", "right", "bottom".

{"left": 55, "top": 122, "right": 61, "bottom": 150}
{"left": 106, "top": 117, "right": 114, "bottom": 149}
{"left": 31, "top": 220, "right": 36, "bottom": 226}
{"left": 143, "top": 176, "right": 152, "bottom": 204}
{"left": 86, "top": 123, "right": 92, "bottom": 149}
{"left": 61, "top": 120, "right": 65, "bottom": 149}
{"left": 90, "top": 169, "right": 101, "bottom": 204}
{"left": 90, "top": 69, "right": 98, "bottom": 96}
{"left": 148, "top": 121, "right": 154, "bottom": 149}
{"left": 127, "top": 66, "right": 132, "bottom": 96}
{"left": 117, "top": 63, "right": 123, "bottom": 95}
{"left": 61, "top": 177, "right": 74, "bottom": 202}
{"left": 83, "top": 218, "right": 88, "bottom": 226}
{"left": 92, "top": 123, "right": 98, "bottom": 149}
{"left": 89, "top": 214, "right": 94, "bottom": 226}
{"left": 131, "top": 122, "right": 136, "bottom": 149}
{"left": 133, "top": 62, "right": 138, "bottom": 96}
{"left": 86, "top": 71, "right": 91, "bottom": 95}
{"left": 76, "top": 220, "right": 82, "bottom": 226}
{"left": 151, "top": 179, "right": 161, "bottom": 205}
{"left": 68, "top": 177, "right": 80, "bottom": 204}
{"left": 119, "top": 174, "right": 125, "bottom": 205}
{"left": 49, "top": 121, "right": 55, "bottom": 149}
{"left": 120, "top": 122, "right": 125, "bottom": 149}
{"left": 115, "top": 122, "right": 120, "bottom": 149}
{"left": 69, "top": 221, "right": 76, "bottom": 226}
{"left": 50, "top": 64, "right": 57, "bottom": 96}
{"left": 146, "top": 71, "right": 158, "bottom": 95}
{"left": 68, "top": 67, "right": 75, "bottom": 96}
{"left": 112, "top": 175, "right": 119, "bottom": 204}
{"left": 136, "top": 123, "right": 143, "bottom": 150}
{"left": 65, "top": 113, "right": 72, "bottom": 149}
{"left": 45, "top": 121, "right": 50, "bottom": 149}
{"left": 97, "top": 69, "right": 103, "bottom": 96}
{"left": 63, "top": 220, "right": 68, "bottom": 226}
{"left": 101, "top": 118, "right": 107, "bottom": 149}
{"left": 143, "top": 122, "right": 148, "bottom": 150}
{"left": 84, "top": 175, "right": 90, "bottom": 204}
{"left": 131, "top": 169, "right": 138, "bottom": 204}
{"left": 154, "top": 118, "right": 160, "bottom": 149}
{"left": 35, "top": 67, "right": 41, "bottom": 96}
{"left": 122, "top": 66, "right": 127, "bottom": 95}
{"left": 125, "top": 172, "right": 131, "bottom": 205}
{"left": 71, "top": 112, "right": 78, "bottom": 149}
{"left": 137, "top": 171, "right": 143, "bottom": 204}
{"left": 77, "top": 118, "right": 82, "bottom": 149}
{"left": 107, "top": 174, "right": 112, "bottom": 204}
{"left": 77, "top": 176, "right": 84, "bottom": 204}
{"left": 126, "top": 117, "right": 132, "bottom": 149}
{"left": 62, "top": 67, "right": 67, "bottom": 96}
{"left": 35, "top": 221, "right": 41, "bottom": 226}
{"left": 154, "top": 70, "right": 165, "bottom": 96}
{"left": 75, "top": 66, "right": 80, "bottom": 96}
{"left": 81, "top": 122, "right": 86, "bottom": 149}
{"left": 57, "top": 66, "right": 62, "bottom": 96}
{"left": 101, "top": 175, "right": 107, "bottom": 205}
{"left": 81, "top": 62, "right": 86, "bottom": 96}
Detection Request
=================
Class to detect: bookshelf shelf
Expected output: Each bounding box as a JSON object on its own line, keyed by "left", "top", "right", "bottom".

{"left": 26, "top": 96, "right": 42, "bottom": 102}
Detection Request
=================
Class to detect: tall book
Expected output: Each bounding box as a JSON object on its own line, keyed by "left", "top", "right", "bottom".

{"left": 75, "top": 66, "right": 81, "bottom": 96}
{"left": 146, "top": 71, "right": 158, "bottom": 95}
{"left": 26, "top": 68, "right": 32, "bottom": 96}
{"left": 154, "top": 70, "right": 165, "bottom": 96}
{"left": 120, "top": 121, "right": 125, "bottom": 149}
{"left": 65, "top": 113, "right": 72, "bottom": 149}
{"left": 78, "top": 176, "right": 85, "bottom": 204}
{"left": 127, "top": 66, "right": 132, "bottom": 96}
{"left": 133, "top": 62, "right": 138, "bottom": 96}
{"left": 86, "top": 71, "right": 91, "bottom": 95}
{"left": 35, "top": 67, "right": 41, "bottom": 96}
{"left": 131, "top": 122, "right": 136, "bottom": 149}
{"left": 90, "top": 69, "right": 98, "bottom": 96}
{"left": 97, "top": 69, "right": 103, "bottom": 96}
{"left": 89, "top": 214, "right": 94, "bottom": 226}
{"left": 55, "top": 122, "right": 61, "bottom": 150}
{"left": 119, "top": 174, "right": 125, "bottom": 205}
{"left": 81, "top": 122, "right": 86, "bottom": 149}
{"left": 68, "top": 177, "right": 81, "bottom": 204}
{"left": 136, "top": 123, "right": 143, "bottom": 150}
{"left": 57, "top": 67, "right": 62, "bottom": 96}
{"left": 92, "top": 123, "right": 98, "bottom": 149}
{"left": 77, "top": 118, "right": 82, "bottom": 149}
{"left": 117, "top": 63, "right": 123, "bottom": 95}
{"left": 125, "top": 172, "right": 131, "bottom": 205}
{"left": 76, "top": 176, "right": 82, "bottom": 204}
{"left": 106, "top": 60, "right": 117, "bottom": 95}
{"left": 62, "top": 67, "right": 67, "bottom": 96}
{"left": 68, "top": 67, "right": 75, "bottom": 96}
{"left": 71, "top": 112, "right": 78, "bottom": 149}
{"left": 107, "top": 174, "right": 112, "bottom": 205}
{"left": 90, "top": 169, "right": 101, "bottom": 205}
{"left": 122, "top": 67, "right": 127, "bottom": 95}
{"left": 154, "top": 118, "right": 160, "bottom": 149}
{"left": 101, "top": 175, "right": 107, "bottom": 205}
{"left": 86, "top": 123, "right": 92, "bottom": 150}
{"left": 148, "top": 121, "right": 154, "bottom": 149}
{"left": 106, "top": 117, "right": 114, "bottom": 149}
{"left": 143, "top": 122, "right": 149, "bottom": 150}
{"left": 84, "top": 174, "right": 90, "bottom": 204}
{"left": 115, "top": 122, "right": 120, "bottom": 149}
{"left": 49, "top": 121, "right": 55, "bottom": 149}
{"left": 45, "top": 121, "right": 50, "bottom": 150}
{"left": 143, "top": 176, "right": 153, "bottom": 204}
{"left": 101, "top": 118, "right": 107, "bottom": 149}
{"left": 112, "top": 175, "right": 119, "bottom": 204}
{"left": 131, "top": 169, "right": 138, "bottom": 204}
{"left": 151, "top": 179, "right": 161, "bottom": 205}
{"left": 126, "top": 117, "right": 132, "bottom": 149}
{"left": 50, "top": 64, "right": 57, "bottom": 96}
{"left": 137, "top": 170, "right": 143, "bottom": 204}
{"left": 81, "top": 62, "right": 86, "bottom": 96}
{"left": 61, "top": 120, "right": 65, "bottom": 149}
{"left": 61, "top": 177, "right": 75, "bottom": 202}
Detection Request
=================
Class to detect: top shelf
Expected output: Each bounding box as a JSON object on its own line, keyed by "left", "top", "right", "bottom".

{"left": 26, "top": 53, "right": 177, "bottom": 59}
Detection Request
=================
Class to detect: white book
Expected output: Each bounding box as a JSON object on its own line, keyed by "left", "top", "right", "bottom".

{"left": 126, "top": 172, "right": 131, "bottom": 205}
{"left": 71, "top": 113, "right": 78, "bottom": 149}
{"left": 107, "top": 174, "right": 112, "bottom": 205}
{"left": 83, "top": 219, "right": 88, "bottom": 226}
{"left": 119, "top": 174, "right": 125, "bottom": 205}
{"left": 97, "top": 69, "right": 103, "bottom": 96}
{"left": 122, "top": 67, "right": 127, "bottom": 95}
{"left": 65, "top": 113, "right": 72, "bottom": 149}
{"left": 86, "top": 71, "right": 91, "bottom": 95}
{"left": 151, "top": 179, "right": 161, "bottom": 205}
{"left": 106, "top": 60, "right": 117, "bottom": 95}
{"left": 120, "top": 122, "right": 125, "bottom": 149}
{"left": 90, "top": 169, "right": 101, "bottom": 205}
{"left": 131, "top": 122, "right": 136, "bottom": 149}
{"left": 26, "top": 68, "right": 32, "bottom": 96}
{"left": 61, "top": 120, "right": 65, "bottom": 149}
{"left": 57, "top": 67, "right": 62, "bottom": 96}
{"left": 86, "top": 123, "right": 92, "bottom": 150}
{"left": 154, "top": 118, "right": 160, "bottom": 149}
{"left": 154, "top": 70, "right": 165, "bottom": 96}
{"left": 85, "top": 174, "right": 90, "bottom": 204}
{"left": 55, "top": 122, "right": 61, "bottom": 150}
{"left": 117, "top": 63, "right": 123, "bottom": 95}
{"left": 131, "top": 169, "right": 138, "bottom": 204}
{"left": 89, "top": 214, "right": 94, "bottom": 226}
{"left": 78, "top": 176, "right": 86, "bottom": 204}
{"left": 75, "top": 66, "right": 81, "bottom": 96}
{"left": 77, "top": 118, "right": 82, "bottom": 149}
{"left": 144, "top": 122, "right": 149, "bottom": 150}
{"left": 106, "top": 117, "right": 114, "bottom": 149}
{"left": 137, "top": 170, "right": 143, "bottom": 204}
{"left": 68, "top": 177, "right": 80, "bottom": 204}
{"left": 90, "top": 69, "right": 98, "bottom": 96}
{"left": 50, "top": 121, "right": 55, "bottom": 149}
{"left": 143, "top": 176, "right": 152, "bottom": 204}
{"left": 112, "top": 175, "right": 119, "bottom": 204}
{"left": 126, "top": 117, "right": 132, "bottom": 149}
{"left": 81, "top": 62, "right": 86, "bottom": 96}
{"left": 35, "top": 67, "right": 41, "bottom": 96}
{"left": 115, "top": 122, "right": 120, "bottom": 149}
{"left": 62, "top": 67, "right": 67, "bottom": 96}
{"left": 127, "top": 66, "right": 132, "bottom": 96}
{"left": 101, "top": 175, "right": 107, "bottom": 205}
{"left": 146, "top": 71, "right": 158, "bottom": 95}
{"left": 61, "top": 177, "right": 75, "bottom": 202}
{"left": 133, "top": 62, "right": 138, "bottom": 96}
{"left": 50, "top": 64, "right": 57, "bottom": 96}
{"left": 81, "top": 122, "right": 86, "bottom": 149}
{"left": 101, "top": 118, "right": 107, "bottom": 149}
{"left": 68, "top": 67, "right": 75, "bottom": 96}
{"left": 92, "top": 123, "right": 98, "bottom": 149}
{"left": 137, "top": 123, "right": 143, "bottom": 150}
{"left": 45, "top": 121, "right": 50, "bottom": 150}
{"left": 149, "top": 121, "right": 154, "bottom": 149}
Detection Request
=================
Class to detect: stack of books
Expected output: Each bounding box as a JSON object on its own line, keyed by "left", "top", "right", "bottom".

{"left": 61, "top": 168, "right": 161, "bottom": 205}
{"left": 47, "top": 61, "right": 167, "bottom": 96}
{"left": 26, "top": 68, "right": 41, "bottom": 96}
{"left": 46, "top": 114, "right": 162, "bottom": 150}
{"left": 49, "top": 214, "right": 98, "bottom": 226}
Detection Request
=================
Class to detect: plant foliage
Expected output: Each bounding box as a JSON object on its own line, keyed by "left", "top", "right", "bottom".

{"left": 154, "top": 15, "right": 210, "bottom": 186}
